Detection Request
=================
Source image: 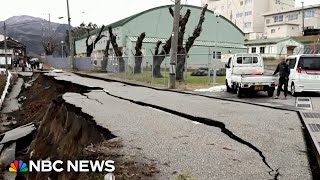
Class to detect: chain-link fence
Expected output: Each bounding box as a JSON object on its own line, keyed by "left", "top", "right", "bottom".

{"left": 301, "top": 43, "right": 320, "bottom": 54}
{"left": 102, "top": 53, "right": 227, "bottom": 88}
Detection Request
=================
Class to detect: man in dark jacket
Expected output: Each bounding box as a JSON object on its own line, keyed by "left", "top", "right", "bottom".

{"left": 273, "top": 58, "right": 290, "bottom": 99}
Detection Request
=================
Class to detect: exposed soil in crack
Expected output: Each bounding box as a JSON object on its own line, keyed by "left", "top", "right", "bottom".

{"left": 1, "top": 73, "right": 159, "bottom": 180}
{"left": 102, "top": 89, "right": 281, "bottom": 179}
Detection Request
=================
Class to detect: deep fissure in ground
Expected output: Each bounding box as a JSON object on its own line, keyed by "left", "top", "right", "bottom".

{"left": 102, "top": 89, "right": 283, "bottom": 180}
{"left": 2, "top": 73, "right": 159, "bottom": 180}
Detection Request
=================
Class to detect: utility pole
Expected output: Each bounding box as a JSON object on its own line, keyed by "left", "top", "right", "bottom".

{"left": 169, "top": 0, "right": 180, "bottom": 89}
{"left": 66, "top": 0, "right": 75, "bottom": 70}
{"left": 301, "top": 1, "right": 305, "bottom": 36}
{"left": 3, "top": 23, "right": 8, "bottom": 76}
{"left": 61, "top": 41, "right": 64, "bottom": 58}
{"left": 48, "top": 13, "right": 51, "bottom": 36}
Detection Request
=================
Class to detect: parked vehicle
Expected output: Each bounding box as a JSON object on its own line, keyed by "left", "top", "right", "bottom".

{"left": 191, "top": 67, "right": 226, "bottom": 76}
{"left": 225, "top": 53, "right": 277, "bottom": 97}
{"left": 286, "top": 54, "right": 320, "bottom": 96}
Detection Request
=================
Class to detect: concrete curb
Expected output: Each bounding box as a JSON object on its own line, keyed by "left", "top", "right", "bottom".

{"left": 74, "top": 72, "right": 298, "bottom": 112}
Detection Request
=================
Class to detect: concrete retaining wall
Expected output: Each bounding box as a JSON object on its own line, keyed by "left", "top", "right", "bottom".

{"left": 0, "top": 71, "right": 13, "bottom": 109}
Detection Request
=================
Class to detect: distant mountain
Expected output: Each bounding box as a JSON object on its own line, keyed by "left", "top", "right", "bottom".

{"left": 0, "top": 15, "right": 69, "bottom": 56}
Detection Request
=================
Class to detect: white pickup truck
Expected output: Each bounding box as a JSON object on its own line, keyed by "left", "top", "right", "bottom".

{"left": 225, "top": 53, "right": 277, "bottom": 98}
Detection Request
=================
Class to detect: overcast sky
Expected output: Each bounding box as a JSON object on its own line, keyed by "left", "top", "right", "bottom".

{"left": 0, "top": 0, "right": 319, "bottom": 26}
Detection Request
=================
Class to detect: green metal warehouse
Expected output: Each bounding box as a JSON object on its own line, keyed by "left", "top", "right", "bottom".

{"left": 75, "top": 4, "right": 247, "bottom": 69}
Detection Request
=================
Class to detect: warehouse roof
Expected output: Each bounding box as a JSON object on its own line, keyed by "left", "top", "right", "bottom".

{"left": 76, "top": 4, "right": 244, "bottom": 40}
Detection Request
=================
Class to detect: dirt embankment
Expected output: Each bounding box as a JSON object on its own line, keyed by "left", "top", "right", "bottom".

{"left": 5, "top": 74, "right": 159, "bottom": 180}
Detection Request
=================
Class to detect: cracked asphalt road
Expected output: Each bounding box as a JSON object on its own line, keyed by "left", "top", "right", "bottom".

{"left": 46, "top": 72, "right": 312, "bottom": 179}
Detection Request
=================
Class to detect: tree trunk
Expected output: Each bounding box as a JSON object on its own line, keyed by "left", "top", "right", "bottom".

{"left": 118, "top": 57, "right": 125, "bottom": 72}
{"left": 86, "top": 44, "right": 93, "bottom": 57}
{"left": 153, "top": 55, "right": 165, "bottom": 78}
{"left": 108, "top": 26, "right": 125, "bottom": 72}
{"left": 134, "top": 32, "right": 146, "bottom": 74}
{"left": 176, "top": 49, "right": 187, "bottom": 80}
{"left": 86, "top": 25, "right": 105, "bottom": 57}
{"left": 102, "top": 40, "right": 111, "bottom": 71}
{"left": 134, "top": 56, "right": 143, "bottom": 74}
{"left": 153, "top": 37, "right": 171, "bottom": 77}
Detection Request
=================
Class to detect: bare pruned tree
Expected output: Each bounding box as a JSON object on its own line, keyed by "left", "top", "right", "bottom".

{"left": 102, "top": 39, "right": 111, "bottom": 71}
{"left": 176, "top": 4, "right": 208, "bottom": 80}
{"left": 108, "top": 26, "right": 125, "bottom": 72}
{"left": 134, "top": 32, "right": 146, "bottom": 74}
{"left": 153, "top": 4, "right": 208, "bottom": 80}
{"left": 86, "top": 25, "right": 105, "bottom": 57}
{"left": 42, "top": 37, "right": 58, "bottom": 55}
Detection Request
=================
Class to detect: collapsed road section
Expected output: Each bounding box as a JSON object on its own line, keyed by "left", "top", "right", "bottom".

{"left": 0, "top": 73, "right": 160, "bottom": 180}
{"left": 43, "top": 72, "right": 313, "bottom": 179}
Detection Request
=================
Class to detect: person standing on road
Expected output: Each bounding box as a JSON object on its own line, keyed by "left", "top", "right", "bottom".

{"left": 273, "top": 58, "right": 290, "bottom": 99}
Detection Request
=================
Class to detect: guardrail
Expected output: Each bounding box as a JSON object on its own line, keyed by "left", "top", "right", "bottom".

{"left": 0, "top": 71, "right": 13, "bottom": 109}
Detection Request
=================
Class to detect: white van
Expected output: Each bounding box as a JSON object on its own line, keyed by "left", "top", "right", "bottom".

{"left": 286, "top": 54, "right": 320, "bottom": 96}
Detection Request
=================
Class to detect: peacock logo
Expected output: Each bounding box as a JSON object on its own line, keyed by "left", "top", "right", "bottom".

{"left": 9, "top": 160, "right": 29, "bottom": 172}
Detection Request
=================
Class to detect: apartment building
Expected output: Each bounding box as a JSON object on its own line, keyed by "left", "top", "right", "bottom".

{"left": 201, "top": 0, "right": 295, "bottom": 40}
{"left": 263, "top": 4, "right": 320, "bottom": 38}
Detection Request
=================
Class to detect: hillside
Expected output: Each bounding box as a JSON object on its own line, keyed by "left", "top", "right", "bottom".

{"left": 0, "top": 15, "right": 69, "bottom": 56}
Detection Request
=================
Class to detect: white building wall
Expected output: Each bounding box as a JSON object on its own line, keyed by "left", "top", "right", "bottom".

{"left": 202, "top": 0, "right": 295, "bottom": 39}
{"left": 247, "top": 40, "right": 304, "bottom": 58}
{"left": 266, "top": 24, "right": 300, "bottom": 38}
{"left": 264, "top": 6, "right": 320, "bottom": 37}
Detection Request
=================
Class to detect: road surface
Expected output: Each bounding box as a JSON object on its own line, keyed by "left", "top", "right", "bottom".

{"left": 45, "top": 72, "right": 312, "bottom": 180}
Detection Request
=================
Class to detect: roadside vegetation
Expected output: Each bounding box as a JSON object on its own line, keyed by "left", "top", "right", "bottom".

{"left": 0, "top": 75, "right": 6, "bottom": 95}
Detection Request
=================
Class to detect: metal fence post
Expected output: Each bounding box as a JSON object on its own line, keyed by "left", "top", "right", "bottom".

{"left": 184, "top": 53, "right": 188, "bottom": 82}
{"left": 208, "top": 53, "right": 211, "bottom": 85}
{"left": 163, "top": 52, "right": 167, "bottom": 86}
{"left": 213, "top": 52, "right": 217, "bottom": 85}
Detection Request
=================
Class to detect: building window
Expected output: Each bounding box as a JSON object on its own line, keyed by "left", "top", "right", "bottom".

{"left": 245, "top": 11, "right": 252, "bottom": 16}
{"left": 245, "top": 0, "right": 252, "bottom": 5}
{"left": 269, "top": 46, "right": 276, "bottom": 53}
{"left": 288, "top": 14, "right": 298, "bottom": 21}
{"left": 271, "top": 29, "right": 276, "bottom": 33}
{"left": 266, "top": 19, "right": 270, "bottom": 24}
{"left": 251, "top": 47, "right": 256, "bottom": 53}
{"left": 274, "top": 15, "right": 283, "bottom": 22}
{"left": 240, "top": 1, "right": 243, "bottom": 5}
{"left": 221, "top": 6, "right": 224, "bottom": 10}
{"left": 260, "top": 47, "right": 265, "bottom": 54}
{"left": 237, "top": 56, "right": 259, "bottom": 64}
{"left": 213, "top": 51, "right": 222, "bottom": 59}
{"left": 236, "top": 13, "right": 243, "bottom": 18}
{"left": 244, "top": 22, "right": 252, "bottom": 28}
{"left": 304, "top": 9, "right": 315, "bottom": 18}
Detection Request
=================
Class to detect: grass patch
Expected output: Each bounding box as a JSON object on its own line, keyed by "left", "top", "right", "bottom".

{"left": 113, "top": 69, "right": 225, "bottom": 90}
{"left": 174, "top": 171, "right": 196, "bottom": 180}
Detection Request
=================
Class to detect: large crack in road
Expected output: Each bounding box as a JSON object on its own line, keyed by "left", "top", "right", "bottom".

{"left": 46, "top": 72, "right": 313, "bottom": 179}
{"left": 91, "top": 89, "right": 282, "bottom": 180}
